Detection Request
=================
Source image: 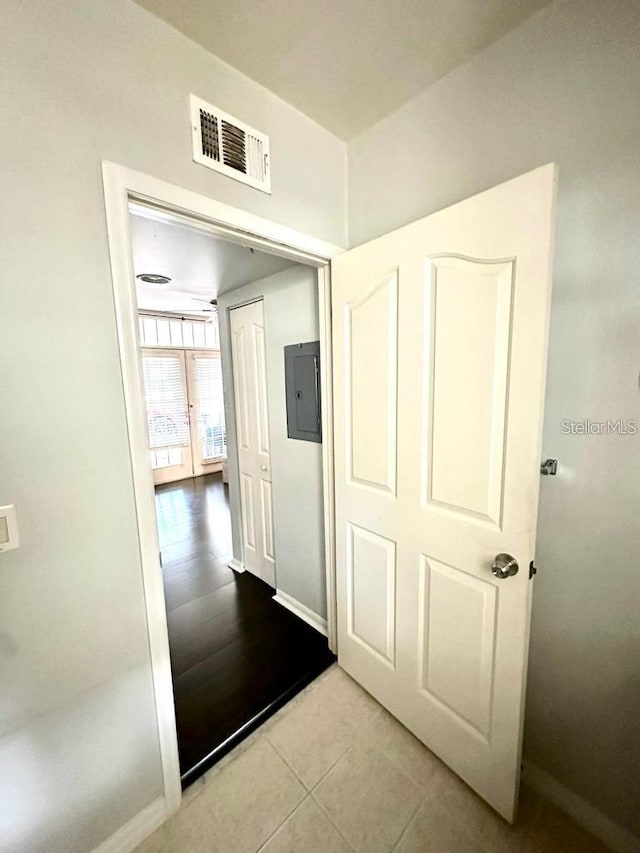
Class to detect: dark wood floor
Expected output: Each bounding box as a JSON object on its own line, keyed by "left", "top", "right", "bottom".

{"left": 155, "top": 472, "right": 335, "bottom": 787}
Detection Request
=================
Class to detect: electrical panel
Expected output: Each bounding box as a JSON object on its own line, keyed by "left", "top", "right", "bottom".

{"left": 284, "top": 341, "right": 322, "bottom": 443}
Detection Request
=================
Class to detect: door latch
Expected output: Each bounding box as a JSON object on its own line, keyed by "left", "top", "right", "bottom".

{"left": 529, "top": 561, "right": 537, "bottom": 579}
{"left": 540, "top": 459, "right": 557, "bottom": 476}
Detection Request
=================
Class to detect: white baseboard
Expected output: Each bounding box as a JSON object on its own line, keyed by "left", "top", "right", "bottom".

{"left": 92, "top": 795, "right": 166, "bottom": 853}
{"left": 522, "top": 762, "right": 639, "bottom": 853}
{"left": 273, "top": 590, "right": 328, "bottom": 637}
{"left": 228, "top": 558, "right": 245, "bottom": 573}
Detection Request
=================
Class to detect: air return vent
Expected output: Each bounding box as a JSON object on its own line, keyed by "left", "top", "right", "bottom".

{"left": 190, "top": 94, "right": 271, "bottom": 194}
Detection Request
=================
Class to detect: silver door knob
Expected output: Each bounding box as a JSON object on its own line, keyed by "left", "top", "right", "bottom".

{"left": 491, "top": 553, "right": 519, "bottom": 579}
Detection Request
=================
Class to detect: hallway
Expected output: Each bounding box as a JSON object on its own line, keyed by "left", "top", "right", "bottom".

{"left": 156, "top": 473, "right": 335, "bottom": 785}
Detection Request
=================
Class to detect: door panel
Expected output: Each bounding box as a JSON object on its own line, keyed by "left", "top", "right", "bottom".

{"left": 230, "top": 300, "right": 276, "bottom": 585}
{"left": 186, "top": 351, "right": 227, "bottom": 476}
{"left": 233, "top": 327, "right": 252, "bottom": 450}
{"left": 241, "top": 473, "right": 257, "bottom": 553}
{"left": 347, "top": 523, "right": 396, "bottom": 666}
{"left": 419, "top": 556, "right": 497, "bottom": 738}
{"left": 141, "top": 348, "right": 193, "bottom": 485}
{"left": 254, "top": 324, "right": 271, "bottom": 456}
{"left": 332, "top": 165, "right": 556, "bottom": 821}
{"left": 261, "top": 480, "right": 275, "bottom": 562}
{"left": 427, "top": 257, "right": 513, "bottom": 524}
{"left": 346, "top": 272, "right": 398, "bottom": 494}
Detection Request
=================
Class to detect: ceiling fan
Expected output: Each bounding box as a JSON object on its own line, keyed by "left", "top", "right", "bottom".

{"left": 190, "top": 297, "right": 218, "bottom": 314}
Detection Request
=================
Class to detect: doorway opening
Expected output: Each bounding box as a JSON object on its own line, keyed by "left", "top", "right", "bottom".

{"left": 129, "top": 203, "right": 335, "bottom": 787}
{"left": 105, "top": 163, "right": 559, "bottom": 834}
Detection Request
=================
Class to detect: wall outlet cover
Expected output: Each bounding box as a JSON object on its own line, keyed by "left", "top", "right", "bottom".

{"left": 0, "top": 505, "right": 20, "bottom": 553}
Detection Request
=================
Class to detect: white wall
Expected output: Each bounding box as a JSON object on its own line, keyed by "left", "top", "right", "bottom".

{"left": 264, "top": 269, "right": 327, "bottom": 618}
{"left": 348, "top": 0, "right": 640, "bottom": 839}
{"left": 0, "top": 1, "right": 346, "bottom": 850}
{"left": 218, "top": 266, "right": 327, "bottom": 619}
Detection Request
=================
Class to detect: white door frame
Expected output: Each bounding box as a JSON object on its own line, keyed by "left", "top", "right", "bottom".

{"left": 101, "top": 160, "right": 342, "bottom": 817}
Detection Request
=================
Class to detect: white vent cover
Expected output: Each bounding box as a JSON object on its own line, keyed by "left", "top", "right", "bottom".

{"left": 190, "top": 94, "right": 271, "bottom": 194}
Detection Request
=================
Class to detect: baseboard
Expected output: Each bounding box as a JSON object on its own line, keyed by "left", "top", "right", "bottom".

{"left": 522, "top": 762, "right": 639, "bottom": 853}
{"left": 273, "top": 590, "right": 328, "bottom": 637}
{"left": 228, "top": 558, "right": 245, "bottom": 573}
{"left": 92, "top": 795, "right": 167, "bottom": 853}
{"left": 201, "top": 462, "right": 223, "bottom": 474}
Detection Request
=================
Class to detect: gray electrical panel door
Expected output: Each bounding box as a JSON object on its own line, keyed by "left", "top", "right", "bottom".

{"left": 284, "top": 341, "right": 322, "bottom": 443}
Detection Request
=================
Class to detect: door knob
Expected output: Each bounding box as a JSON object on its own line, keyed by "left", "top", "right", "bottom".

{"left": 491, "top": 553, "right": 519, "bottom": 579}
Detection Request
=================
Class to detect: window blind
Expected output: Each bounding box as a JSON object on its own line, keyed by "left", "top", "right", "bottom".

{"left": 194, "top": 355, "right": 227, "bottom": 460}
{"left": 141, "top": 355, "right": 190, "bottom": 449}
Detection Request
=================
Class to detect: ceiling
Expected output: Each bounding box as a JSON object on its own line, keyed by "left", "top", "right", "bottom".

{"left": 130, "top": 210, "right": 295, "bottom": 314}
{"left": 134, "top": 0, "right": 550, "bottom": 139}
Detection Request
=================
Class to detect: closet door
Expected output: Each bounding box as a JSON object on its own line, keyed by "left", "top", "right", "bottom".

{"left": 230, "top": 299, "right": 276, "bottom": 586}
{"left": 141, "top": 348, "right": 193, "bottom": 485}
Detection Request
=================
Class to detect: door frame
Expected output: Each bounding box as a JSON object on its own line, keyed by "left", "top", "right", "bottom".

{"left": 101, "top": 161, "right": 343, "bottom": 818}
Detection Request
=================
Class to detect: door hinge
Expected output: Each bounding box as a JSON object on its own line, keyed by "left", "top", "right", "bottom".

{"left": 529, "top": 561, "right": 537, "bottom": 579}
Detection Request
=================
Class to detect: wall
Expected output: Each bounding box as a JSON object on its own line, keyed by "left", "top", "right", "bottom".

{"left": 218, "top": 266, "right": 327, "bottom": 619}
{"left": 348, "top": 0, "right": 640, "bottom": 839}
{"left": 0, "top": 1, "right": 346, "bottom": 850}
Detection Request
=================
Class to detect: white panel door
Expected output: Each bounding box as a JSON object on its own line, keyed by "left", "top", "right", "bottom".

{"left": 141, "top": 348, "right": 193, "bottom": 485}
{"left": 230, "top": 299, "right": 276, "bottom": 585}
{"left": 332, "top": 165, "right": 556, "bottom": 821}
{"left": 186, "top": 350, "right": 227, "bottom": 476}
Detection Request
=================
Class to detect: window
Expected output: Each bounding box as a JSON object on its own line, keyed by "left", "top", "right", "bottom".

{"left": 193, "top": 354, "right": 226, "bottom": 460}
{"left": 139, "top": 314, "right": 220, "bottom": 349}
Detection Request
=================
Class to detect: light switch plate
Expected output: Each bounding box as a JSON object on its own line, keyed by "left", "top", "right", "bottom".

{"left": 0, "top": 505, "right": 19, "bottom": 553}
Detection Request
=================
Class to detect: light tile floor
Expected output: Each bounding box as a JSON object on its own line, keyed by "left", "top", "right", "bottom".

{"left": 136, "top": 665, "right": 609, "bottom": 853}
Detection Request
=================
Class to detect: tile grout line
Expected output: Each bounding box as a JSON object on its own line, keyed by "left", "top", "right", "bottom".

{"left": 253, "top": 791, "right": 311, "bottom": 853}
{"left": 265, "top": 723, "right": 361, "bottom": 797}
{"left": 390, "top": 790, "right": 431, "bottom": 852}
{"left": 260, "top": 673, "right": 403, "bottom": 851}
{"left": 255, "top": 712, "right": 358, "bottom": 852}
{"left": 354, "top": 705, "right": 475, "bottom": 811}
{"left": 309, "top": 720, "right": 429, "bottom": 853}
{"left": 307, "top": 711, "right": 403, "bottom": 852}
{"left": 309, "top": 790, "right": 358, "bottom": 851}
{"left": 365, "top": 731, "right": 444, "bottom": 800}
{"left": 305, "top": 705, "right": 431, "bottom": 853}
{"left": 311, "top": 744, "right": 354, "bottom": 793}
{"left": 305, "top": 706, "right": 383, "bottom": 795}
{"left": 263, "top": 689, "right": 384, "bottom": 851}
{"left": 264, "top": 673, "right": 383, "bottom": 797}
{"left": 263, "top": 733, "right": 316, "bottom": 792}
